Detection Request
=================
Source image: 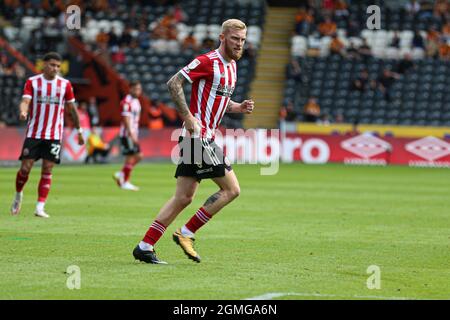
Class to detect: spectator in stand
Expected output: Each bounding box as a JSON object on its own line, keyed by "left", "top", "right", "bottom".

{"left": 295, "top": 7, "right": 314, "bottom": 35}
{"left": 334, "top": 0, "right": 349, "bottom": 17}
{"left": 137, "top": 24, "right": 151, "bottom": 49}
{"left": 172, "top": 4, "right": 188, "bottom": 23}
{"left": 412, "top": 30, "right": 425, "bottom": 49}
{"left": 335, "top": 112, "right": 344, "bottom": 124}
{"left": 372, "top": 69, "right": 400, "bottom": 101}
{"left": 321, "top": 0, "right": 334, "bottom": 15}
{"left": 182, "top": 32, "right": 199, "bottom": 51}
{"left": 302, "top": 97, "right": 321, "bottom": 123}
{"left": 243, "top": 42, "right": 257, "bottom": 61}
{"left": 318, "top": 113, "right": 330, "bottom": 126}
{"left": 426, "top": 26, "right": 441, "bottom": 58}
{"left": 201, "top": 32, "right": 216, "bottom": 52}
{"left": 346, "top": 42, "right": 360, "bottom": 59}
{"left": 438, "top": 39, "right": 450, "bottom": 61}
{"left": 96, "top": 28, "right": 110, "bottom": 46}
{"left": 442, "top": 22, "right": 450, "bottom": 41}
{"left": 120, "top": 26, "right": 134, "bottom": 47}
{"left": 279, "top": 100, "right": 298, "bottom": 122}
{"left": 12, "top": 62, "right": 26, "bottom": 78}
{"left": 166, "top": 24, "right": 178, "bottom": 41}
{"left": 418, "top": 1, "right": 434, "bottom": 20}
{"left": 147, "top": 101, "right": 164, "bottom": 130}
{"left": 351, "top": 69, "right": 369, "bottom": 92}
{"left": 434, "top": 0, "right": 449, "bottom": 21}
{"left": 152, "top": 24, "right": 166, "bottom": 40}
{"left": 0, "top": 53, "right": 11, "bottom": 75}
{"left": 389, "top": 31, "right": 400, "bottom": 48}
{"left": 318, "top": 16, "right": 337, "bottom": 37}
{"left": 346, "top": 19, "right": 360, "bottom": 38}
{"left": 358, "top": 39, "right": 372, "bottom": 62}
{"left": 108, "top": 27, "right": 120, "bottom": 50}
{"left": 405, "top": 0, "right": 421, "bottom": 15}
{"left": 329, "top": 33, "right": 346, "bottom": 56}
{"left": 395, "top": 53, "right": 415, "bottom": 75}
{"left": 286, "top": 57, "right": 304, "bottom": 83}
{"left": 111, "top": 44, "right": 126, "bottom": 64}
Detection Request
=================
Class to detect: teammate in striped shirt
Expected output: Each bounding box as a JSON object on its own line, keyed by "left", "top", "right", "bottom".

{"left": 113, "top": 81, "right": 143, "bottom": 191}
{"left": 10, "top": 52, "right": 85, "bottom": 218}
{"left": 133, "top": 19, "right": 255, "bottom": 264}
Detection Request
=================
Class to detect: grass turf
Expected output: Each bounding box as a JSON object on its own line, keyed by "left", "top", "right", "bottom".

{"left": 0, "top": 163, "right": 449, "bottom": 300}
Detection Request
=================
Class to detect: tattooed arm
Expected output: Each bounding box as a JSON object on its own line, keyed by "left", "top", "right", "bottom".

{"left": 66, "top": 101, "right": 85, "bottom": 145}
{"left": 226, "top": 99, "right": 255, "bottom": 114}
{"left": 167, "top": 72, "right": 201, "bottom": 134}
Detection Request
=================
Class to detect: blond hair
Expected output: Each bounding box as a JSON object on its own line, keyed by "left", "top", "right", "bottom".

{"left": 221, "top": 19, "right": 247, "bottom": 34}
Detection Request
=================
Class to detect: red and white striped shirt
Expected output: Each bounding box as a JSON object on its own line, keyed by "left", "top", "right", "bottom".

{"left": 119, "top": 94, "right": 141, "bottom": 137}
{"left": 179, "top": 49, "right": 237, "bottom": 139}
{"left": 22, "top": 74, "right": 75, "bottom": 141}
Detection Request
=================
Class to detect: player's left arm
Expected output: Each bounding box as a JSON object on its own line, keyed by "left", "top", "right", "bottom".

{"left": 66, "top": 101, "right": 85, "bottom": 145}
{"left": 226, "top": 99, "right": 254, "bottom": 114}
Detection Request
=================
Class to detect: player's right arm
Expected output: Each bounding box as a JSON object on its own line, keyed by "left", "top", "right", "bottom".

{"left": 123, "top": 114, "right": 138, "bottom": 144}
{"left": 18, "top": 97, "right": 31, "bottom": 121}
{"left": 166, "top": 72, "right": 200, "bottom": 135}
{"left": 121, "top": 100, "right": 138, "bottom": 143}
{"left": 20, "top": 78, "right": 33, "bottom": 120}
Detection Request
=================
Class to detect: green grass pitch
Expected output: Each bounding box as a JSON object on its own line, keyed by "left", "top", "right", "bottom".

{"left": 0, "top": 162, "right": 449, "bottom": 299}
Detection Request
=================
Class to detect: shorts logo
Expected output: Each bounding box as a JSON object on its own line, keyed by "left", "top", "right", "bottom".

{"left": 23, "top": 148, "right": 29, "bottom": 156}
{"left": 341, "top": 134, "right": 391, "bottom": 158}
{"left": 405, "top": 136, "right": 450, "bottom": 161}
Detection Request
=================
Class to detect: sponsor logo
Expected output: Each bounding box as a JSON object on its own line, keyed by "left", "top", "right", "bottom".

{"left": 187, "top": 59, "right": 200, "bottom": 70}
{"left": 341, "top": 134, "right": 391, "bottom": 159}
{"left": 36, "top": 96, "right": 60, "bottom": 104}
{"left": 217, "top": 84, "right": 235, "bottom": 97}
{"left": 196, "top": 167, "right": 213, "bottom": 174}
{"left": 23, "top": 148, "right": 29, "bottom": 156}
{"left": 405, "top": 136, "right": 450, "bottom": 161}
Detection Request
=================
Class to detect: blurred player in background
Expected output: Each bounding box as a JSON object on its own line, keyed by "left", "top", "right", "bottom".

{"left": 133, "top": 19, "right": 255, "bottom": 264}
{"left": 10, "top": 52, "right": 85, "bottom": 218}
{"left": 113, "top": 80, "right": 143, "bottom": 191}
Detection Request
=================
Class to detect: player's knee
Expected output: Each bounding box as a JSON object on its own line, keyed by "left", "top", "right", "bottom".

{"left": 226, "top": 186, "right": 240, "bottom": 201}
{"left": 42, "top": 166, "right": 53, "bottom": 174}
{"left": 19, "top": 167, "right": 31, "bottom": 176}
{"left": 177, "top": 194, "right": 194, "bottom": 207}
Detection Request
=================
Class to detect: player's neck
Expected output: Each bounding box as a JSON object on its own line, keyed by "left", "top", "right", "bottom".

{"left": 43, "top": 73, "right": 56, "bottom": 81}
{"left": 217, "top": 47, "right": 232, "bottom": 63}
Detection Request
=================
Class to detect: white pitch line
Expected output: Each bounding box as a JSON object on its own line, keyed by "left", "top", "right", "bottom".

{"left": 245, "top": 292, "right": 418, "bottom": 300}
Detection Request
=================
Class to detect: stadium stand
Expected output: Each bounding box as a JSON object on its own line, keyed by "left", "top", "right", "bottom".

{"left": 286, "top": 0, "right": 450, "bottom": 127}
{"left": 0, "top": 0, "right": 265, "bottom": 129}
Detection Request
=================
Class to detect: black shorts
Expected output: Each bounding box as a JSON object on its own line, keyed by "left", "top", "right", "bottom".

{"left": 120, "top": 137, "right": 141, "bottom": 156}
{"left": 174, "top": 137, "right": 232, "bottom": 181}
{"left": 19, "top": 138, "right": 62, "bottom": 164}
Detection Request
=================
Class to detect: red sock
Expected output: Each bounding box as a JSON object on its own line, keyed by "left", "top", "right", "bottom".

{"left": 121, "top": 163, "right": 134, "bottom": 182}
{"left": 185, "top": 207, "right": 212, "bottom": 234}
{"left": 143, "top": 220, "right": 166, "bottom": 246}
{"left": 38, "top": 173, "right": 52, "bottom": 202}
{"left": 16, "top": 170, "right": 29, "bottom": 192}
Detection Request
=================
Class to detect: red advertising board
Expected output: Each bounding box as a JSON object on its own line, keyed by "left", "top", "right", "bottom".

{"left": 1, "top": 128, "right": 449, "bottom": 168}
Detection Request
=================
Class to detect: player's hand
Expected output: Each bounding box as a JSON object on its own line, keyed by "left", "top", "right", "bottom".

{"left": 131, "top": 133, "right": 139, "bottom": 144}
{"left": 77, "top": 132, "right": 85, "bottom": 145}
{"left": 240, "top": 100, "right": 254, "bottom": 114}
{"left": 185, "top": 116, "right": 202, "bottom": 136}
{"left": 19, "top": 111, "right": 28, "bottom": 121}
